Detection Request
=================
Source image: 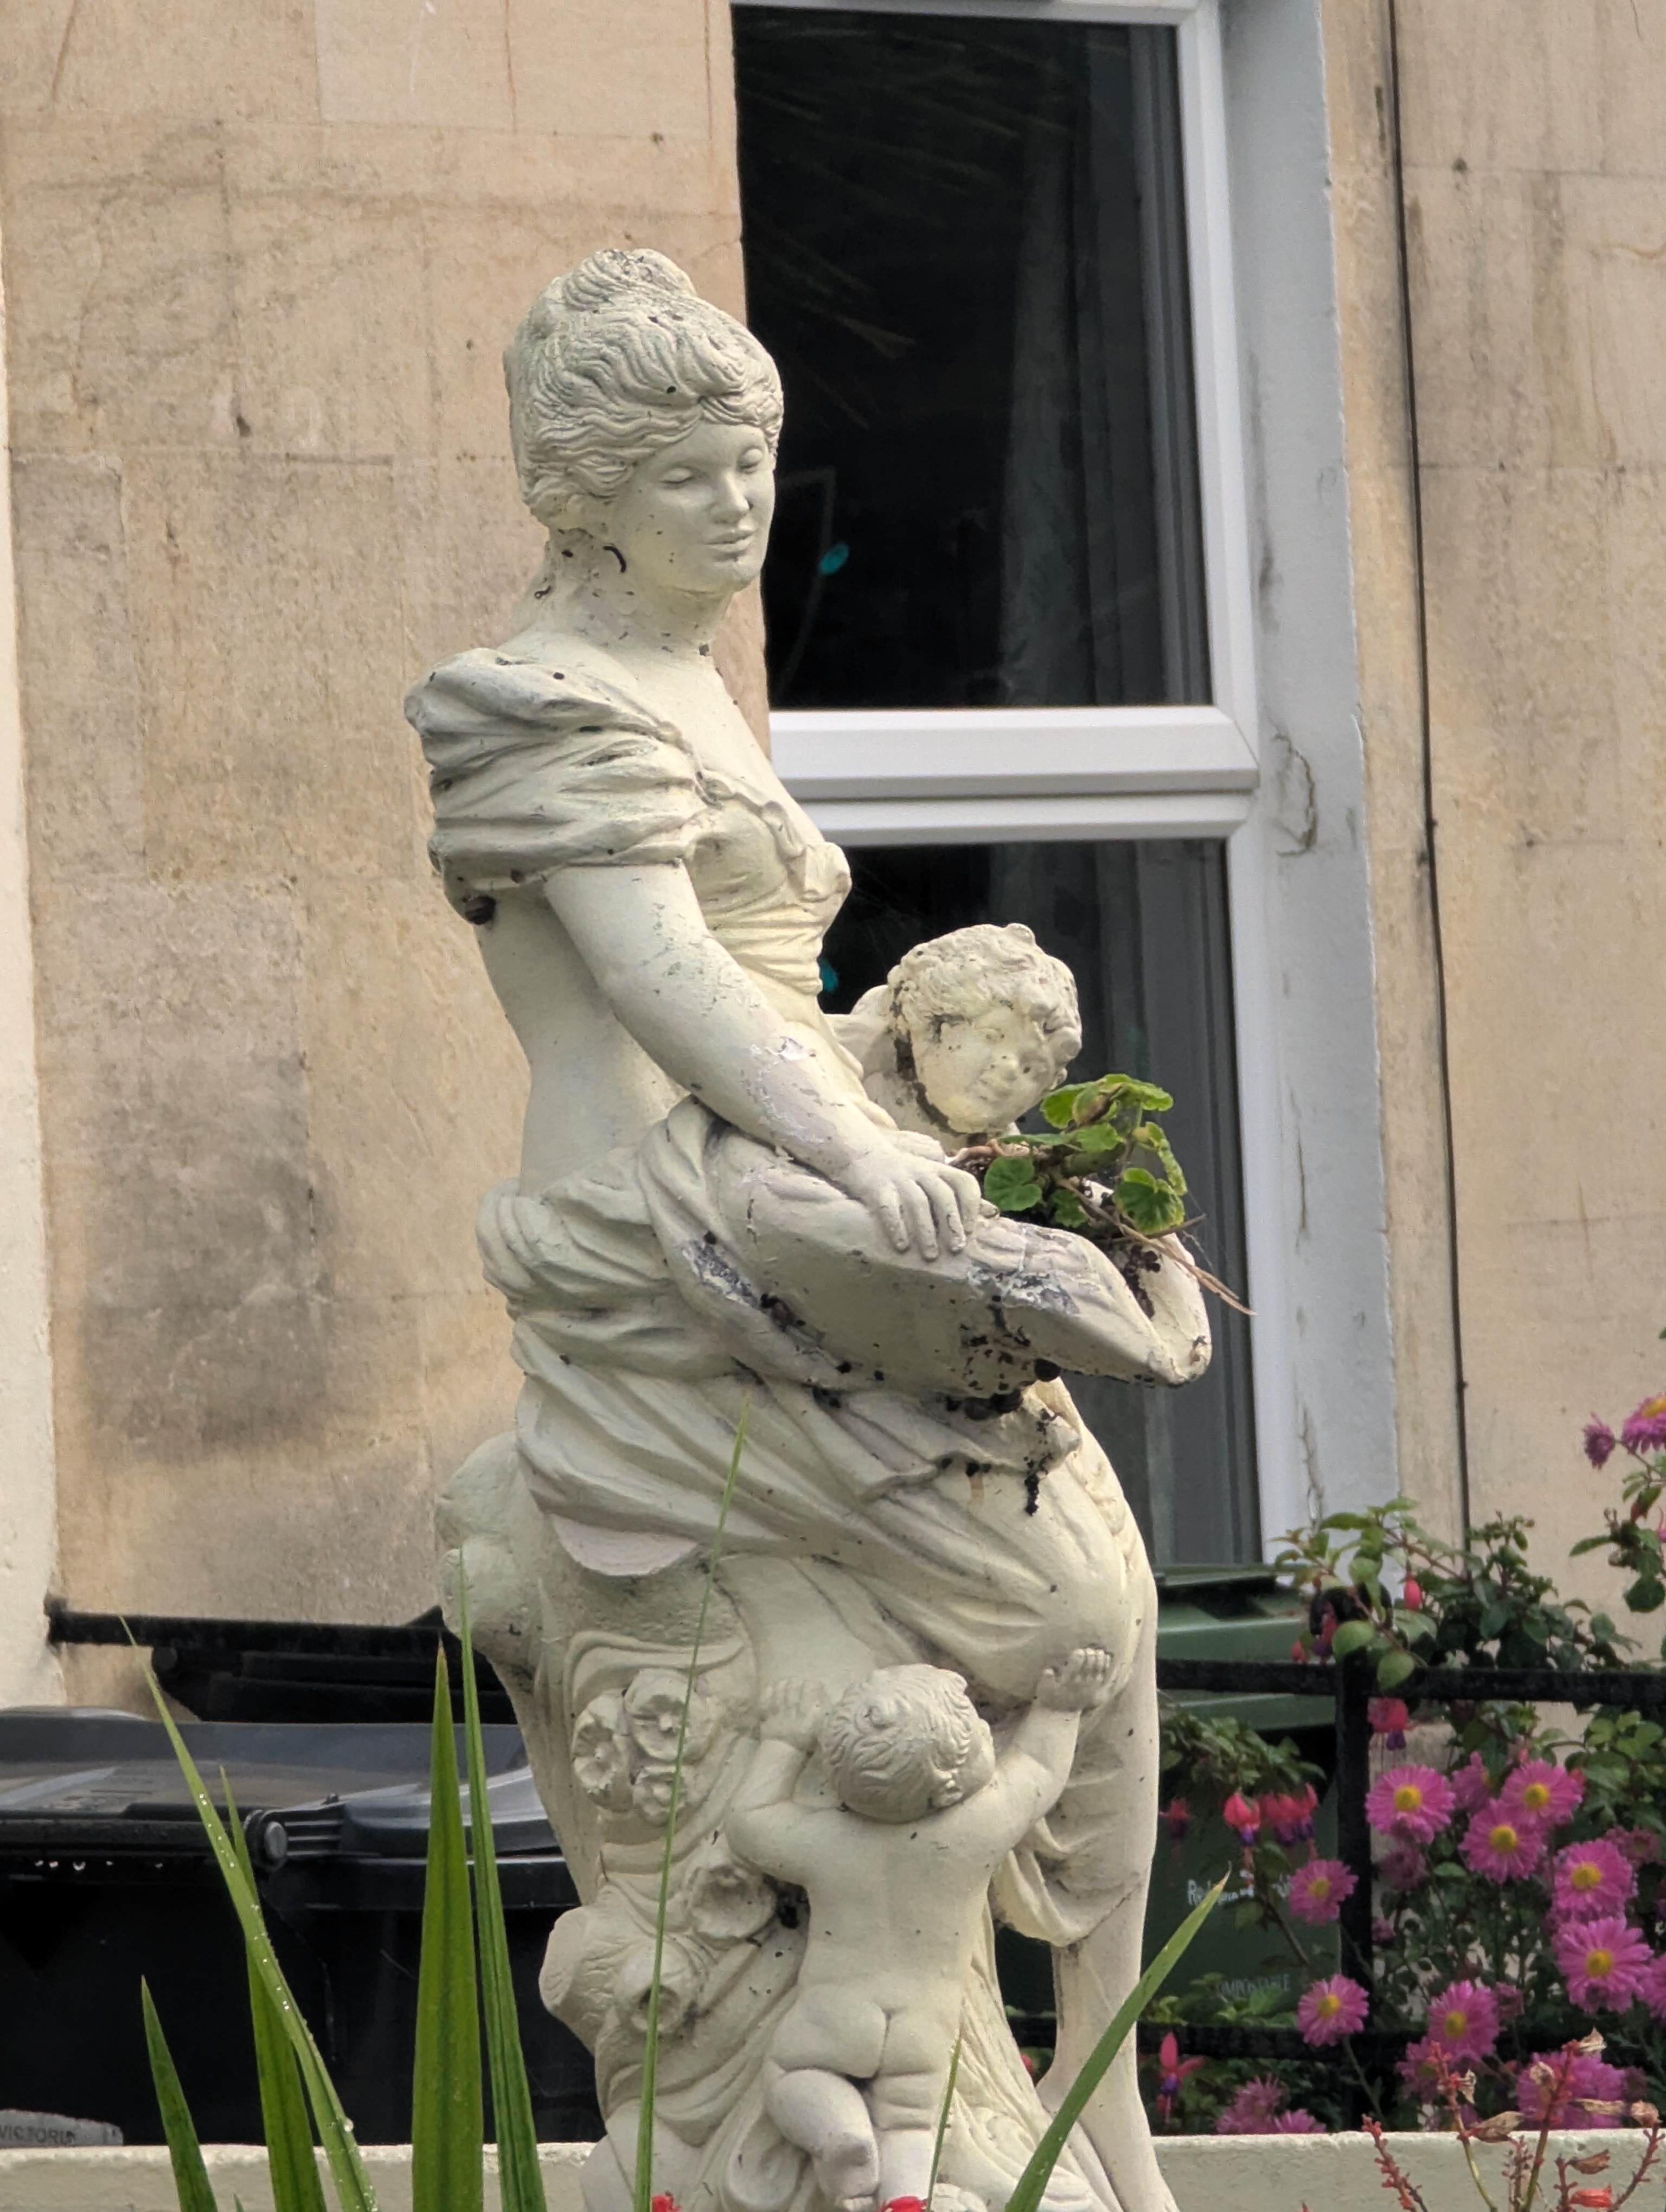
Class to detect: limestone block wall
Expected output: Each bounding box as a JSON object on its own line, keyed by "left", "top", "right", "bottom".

{"left": 1322, "top": 0, "right": 1666, "bottom": 1576}
{"left": 0, "top": 0, "right": 756, "bottom": 1696}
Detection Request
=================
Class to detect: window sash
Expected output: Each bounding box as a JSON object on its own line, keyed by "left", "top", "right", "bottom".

{"left": 735, "top": 0, "right": 1299, "bottom": 1562}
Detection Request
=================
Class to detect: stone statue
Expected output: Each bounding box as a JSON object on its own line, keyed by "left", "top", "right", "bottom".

{"left": 406, "top": 248, "right": 1211, "bottom": 2212}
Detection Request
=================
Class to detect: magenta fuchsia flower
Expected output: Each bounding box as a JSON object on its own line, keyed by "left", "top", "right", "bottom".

{"left": 1366, "top": 1764, "right": 1454, "bottom": 1844}
{"left": 1460, "top": 1806, "right": 1547, "bottom": 1882}
{"left": 1380, "top": 1842, "right": 1428, "bottom": 1892}
{"left": 1585, "top": 1418, "right": 1619, "bottom": 1469}
{"left": 1516, "top": 2048, "right": 1635, "bottom": 2130}
{"left": 1369, "top": 1697, "right": 1410, "bottom": 1749}
{"left": 1401, "top": 1577, "right": 1424, "bottom": 1610}
{"left": 1553, "top": 1838, "right": 1637, "bottom": 1919}
{"left": 1553, "top": 1915, "right": 1652, "bottom": 2010}
{"left": 1150, "top": 2030, "right": 1205, "bottom": 2123}
{"left": 1222, "top": 1790, "right": 1261, "bottom": 1846}
{"left": 1288, "top": 1857, "right": 1356, "bottom": 1925}
{"left": 1163, "top": 1797, "right": 1190, "bottom": 1843}
{"left": 1297, "top": 1973, "right": 1369, "bottom": 2046}
{"left": 1621, "top": 1394, "right": 1666, "bottom": 1456}
{"left": 1500, "top": 1758, "right": 1583, "bottom": 1827}
{"left": 1425, "top": 1979, "right": 1501, "bottom": 2063}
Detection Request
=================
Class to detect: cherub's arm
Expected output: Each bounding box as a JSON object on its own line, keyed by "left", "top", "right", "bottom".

{"left": 725, "top": 1681, "right": 828, "bottom": 1882}
{"left": 974, "top": 1648, "right": 1116, "bottom": 1848}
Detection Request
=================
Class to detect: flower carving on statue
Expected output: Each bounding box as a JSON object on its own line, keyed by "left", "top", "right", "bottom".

{"left": 571, "top": 1669, "right": 722, "bottom": 1824}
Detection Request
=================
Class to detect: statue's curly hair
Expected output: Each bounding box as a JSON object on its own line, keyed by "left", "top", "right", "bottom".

{"left": 503, "top": 248, "right": 783, "bottom": 526}
{"left": 888, "top": 924, "right": 1082, "bottom": 1059}
{"left": 818, "top": 1665, "right": 981, "bottom": 1823}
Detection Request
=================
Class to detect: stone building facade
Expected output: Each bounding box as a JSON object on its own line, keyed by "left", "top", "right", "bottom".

{"left": 0, "top": 0, "right": 1659, "bottom": 1701}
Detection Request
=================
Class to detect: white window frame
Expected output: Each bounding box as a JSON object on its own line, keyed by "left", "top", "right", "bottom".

{"left": 731, "top": 0, "right": 1301, "bottom": 1552}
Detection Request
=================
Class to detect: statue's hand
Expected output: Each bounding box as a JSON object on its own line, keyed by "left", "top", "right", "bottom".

{"left": 834, "top": 1144, "right": 981, "bottom": 1260}
{"left": 1036, "top": 1647, "right": 1115, "bottom": 1712}
{"left": 760, "top": 1678, "right": 828, "bottom": 1750}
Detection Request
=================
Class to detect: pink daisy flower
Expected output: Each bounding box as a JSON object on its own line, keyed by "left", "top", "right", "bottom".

{"left": 1621, "top": 1394, "right": 1666, "bottom": 1456}
{"left": 1398, "top": 2034, "right": 1450, "bottom": 2101}
{"left": 1425, "top": 1979, "right": 1501, "bottom": 2063}
{"left": 1365, "top": 1763, "right": 1454, "bottom": 1844}
{"left": 1381, "top": 1842, "right": 1428, "bottom": 1892}
{"left": 1553, "top": 1838, "right": 1636, "bottom": 1920}
{"left": 1271, "top": 2109, "right": 1325, "bottom": 2133}
{"left": 1553, "top": 1914, "right": 1652, "bottom": 2011}
{"left": 1639, "top": 1952, "right": 1666, "bottom": 2023}
{"left": 1297, "top": 1973, "right": 1369, "bottom": 2046}
{"left": 1450, "top": 1752, "right": 1493, "bottom": 1814}
{"left": 1516, "top": 2048, "right": 1635, "bottom": 2130}
{"left": 1288, "top": 1857, "right": 1356, "bottom": 1925}
{"left": 1500, "top": 1759, "right": 1583, "bottom": 1828}
{"left": 1460, "top": 1806, "right": 1547, "bottom": 1882}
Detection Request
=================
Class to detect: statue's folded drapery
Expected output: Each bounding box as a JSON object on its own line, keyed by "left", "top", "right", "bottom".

{"left": 408, "top": 641, "right": 1208, "bottom": 2212}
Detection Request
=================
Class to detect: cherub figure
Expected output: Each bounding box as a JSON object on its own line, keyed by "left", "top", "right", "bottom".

{"left": 841, "top": 923, "right": 1083, "bottom": 1144}
{"left": 727, "top": 1652, "right": 1114, "bottom": 2212}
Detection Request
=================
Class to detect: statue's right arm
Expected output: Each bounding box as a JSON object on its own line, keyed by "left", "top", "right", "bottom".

{"left": 543, "top": 861, "right": 979, "bottom": 1258}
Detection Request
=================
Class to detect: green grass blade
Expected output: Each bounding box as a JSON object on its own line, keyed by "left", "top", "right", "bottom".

{"left": 1003, "top": 1875, "right": 1228, "bottom": 2212}
{"left": 635, "top": 1401, "right": 749, "bottom": 2212}
{"left": 458, "top": 1582, "right": 545, "bottom": 2212}
{"left": 926, "top": 2032, "right": 961, "bottom": 2208}
{"left": 142, "top": 1981, "right": 219, "bottom": 2212}
{"left": 412, "top": 1648, "right": 484, "bottom": 2212}
{"left": 130, "top": 1641, "right": 379, "bottom": 2212}
{"left": 226, "top": 1785, "right": 326, "bottom": 2212}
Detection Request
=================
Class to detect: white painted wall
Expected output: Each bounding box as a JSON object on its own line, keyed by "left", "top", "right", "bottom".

{"left": 0, "top": 248, "right": 62, "bottom": 1706}
{"left": 1220, "top": 0, "right": 1400, "bottom": 1539}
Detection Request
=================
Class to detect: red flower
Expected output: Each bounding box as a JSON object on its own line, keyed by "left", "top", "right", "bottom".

{"left": 1149, "top": 2029, "right": 1206, "bottom": 2122}
{"left": 1401, "top": 1577, "right": 1424, "bottom": 1610}
{"left": 1568, "top": 2190, "right": 1614, "bottom": 2209}
{"left": 651, "top": 2197, "right": 681, "bottom": 2212}
{"left": 883, "top": 2200, "right": 928, "bottom": 2212}
{"left": 1369, "top": 1696, "right": 1410, "bottom": 1749}
{"left": 1223, "top": 1790, "right": 1261, "bottom": 1844}
{"left": 1163, "top": 1797, "right": 1190, "bottom": 1843}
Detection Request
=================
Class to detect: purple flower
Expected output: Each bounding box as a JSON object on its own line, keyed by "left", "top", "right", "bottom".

{"left": 1585, "top": 1418, "right": 1618, "bottom": 1469}
{"left": 1517, "top": 2048, "right": 1635, "bottom": 2130}
{"left": 1398, "top": 2034, "right": 1450, "bottom": 2102}
{"left": 1297, "top": 1973, "right": 1369, "bottom": 2046}
{"left": 1450, "top": 1751, "right": 1493, "bottom": 1814}
{"left": 1553, "top": 1915, "right": 1652, "bottom": 2010}
{"left": 1214, "top": 2078, "right": 1324, "bottom": 2135}
{"left": 1381, "top": 1842, "right": 1428, "bottom": 1893}
{"left": 1460, "top": 1807, "right": 1547, "bottom": 1883}
{"left": 1620, "top": 1396, "right": 1666, "bottom": 1456}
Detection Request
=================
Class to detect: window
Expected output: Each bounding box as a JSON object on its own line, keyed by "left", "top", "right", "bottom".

{"left": 732, "top": 0, "right": 1280, "bottom": 1566}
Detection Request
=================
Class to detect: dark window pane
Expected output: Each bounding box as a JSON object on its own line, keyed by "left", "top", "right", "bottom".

{"left": 821, "top": 840, "right": 1257, "bottom": 1566}
{"left": 734, "top": 10, "right": 1208, "bottom": 709}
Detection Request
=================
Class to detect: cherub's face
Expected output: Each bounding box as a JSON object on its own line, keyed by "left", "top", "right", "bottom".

{"left": 912, "top": 1004, "right": 1066, "bottom": 1135}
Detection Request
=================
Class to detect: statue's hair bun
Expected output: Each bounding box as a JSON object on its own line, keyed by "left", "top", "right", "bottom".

{"left": 558, "top": 248, "right": 697, "bottom": 316}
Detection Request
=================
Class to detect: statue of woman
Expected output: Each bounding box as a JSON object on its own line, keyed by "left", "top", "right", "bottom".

{"left": 407, "top": 249, "right": 1209, "bottom": 2212}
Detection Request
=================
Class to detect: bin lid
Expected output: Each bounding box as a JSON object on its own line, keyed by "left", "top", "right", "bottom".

{"left": 0, "top": 1710, "right": 555, "bottom": 1863}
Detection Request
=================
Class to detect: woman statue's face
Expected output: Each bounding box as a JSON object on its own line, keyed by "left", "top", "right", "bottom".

{"left": 600, "top": 419, "right": 775, "bottom": 600}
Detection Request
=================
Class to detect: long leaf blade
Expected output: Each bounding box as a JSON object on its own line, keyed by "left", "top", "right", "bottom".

{"left": 635, "top": 1403, "right": 749, "bottom": 2212}
{"left": 226, "top": 1786, "right": 327, "bottom": 2212}
{"left": 412, "top": 1648, "right": 484, "bottom": 2212}
{"left": 142, "top": 1981, "right": 219, "bottom": 2212}
{"left": 458, "top": 1584, "right": 545, "bottom": 2212}
{"left": 1003, "top": 1875, "right": 1228, "bottom": 2212}
{"left": 130, "top": 1642, "right": 379, "bottom": 2212}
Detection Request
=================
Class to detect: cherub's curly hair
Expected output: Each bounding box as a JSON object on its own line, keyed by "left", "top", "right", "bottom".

{"left": 818, "top": 1665, "right": 981, "bottom": 1823}
{"left": 503, "top": 248, "right": 783, "bottom": 527}
{"left": 888, "top": 924, "right": 1081, "bottom": 1059}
